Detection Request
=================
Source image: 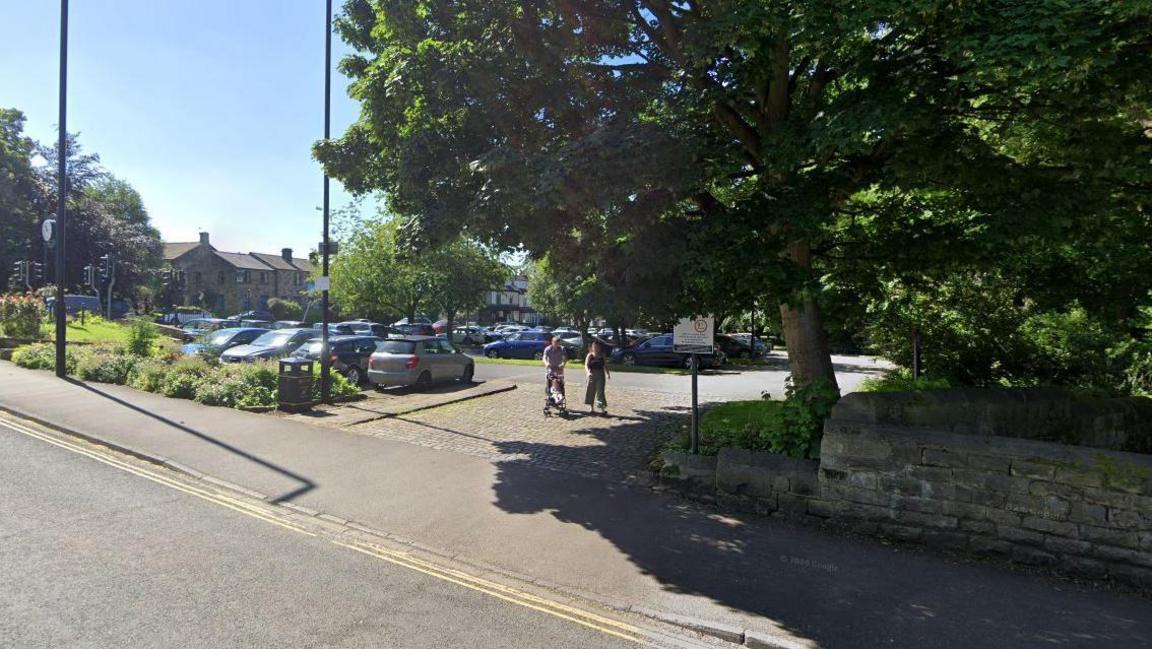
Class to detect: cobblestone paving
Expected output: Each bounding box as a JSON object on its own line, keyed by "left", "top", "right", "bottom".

{"left": 350, "top": 381, "right": 693, "bottom": 484}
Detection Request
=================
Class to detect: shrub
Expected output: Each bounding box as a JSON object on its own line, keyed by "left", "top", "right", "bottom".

{"left": 160, "top": 357, "right": 212, "bottom": 399}
{"left": 775, "top": 378, "right": 839, "bottom": 459}
{"left": 75, "top": 347, "right": 140, "bottom": 385}
{"left": 859, "top": 368, "right": 952, "bottom": 393}
{"left": 127, "top": 359, "right": 169, "bottom": 393}
{"left": 267, "top": 297, "right": 303, "bottom": 321}
{"left": 194, "top": 362, "right": 279, "bottom": 408}
{"left": 12, "top": 342, "right": 78, "bottom": 373}
{"left": 125, "top": 318, "right": 158, "bottom": 357}
{"left": 310, "top": 364, "right": 360, "bottom": 401}
{"left": 0, "top": 293, "right": 47, "bottom": 339}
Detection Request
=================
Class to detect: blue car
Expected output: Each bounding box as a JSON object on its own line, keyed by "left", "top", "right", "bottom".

{"left": 609, "top": 334, "right": 726, "bottom": 369}
{"left": 483, "top": 331, "right": 581, "bottom": 360}
{"left": 181, "top": 327, "right": 269, "bottom": 358}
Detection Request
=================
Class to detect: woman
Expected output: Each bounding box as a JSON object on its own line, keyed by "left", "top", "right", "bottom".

{"left": 584, "top": 340, "right": 610, "bottom": 415}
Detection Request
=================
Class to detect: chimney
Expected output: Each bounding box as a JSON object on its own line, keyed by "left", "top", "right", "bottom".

{"left": 199, "top": 232, "right": 210, "bottom": 246}
{"left": 281, "top": 248, "right": 293, "bottom": 262}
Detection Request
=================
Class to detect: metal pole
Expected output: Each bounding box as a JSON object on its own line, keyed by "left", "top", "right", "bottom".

{"left": 319, "top": 0, "right": 332, "bottom": 403}
{"left": 105, "top": 259, "right": 115, "bottom": 320}
{"left": 54, "top": 0, "right": 69, "bottom": 378}
{"left": 690, "top": 353, "right": 699, "bottom": 454}
{"left": 912, "top": 327, "right": 921, "bottom": 380}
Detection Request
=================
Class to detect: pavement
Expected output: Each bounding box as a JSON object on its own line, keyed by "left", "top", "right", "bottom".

{"left": 281, "top": 379, "right": 517, "bottom": 428}
{"left": 2, "top": 362, "right": 1151, "bottom": 648}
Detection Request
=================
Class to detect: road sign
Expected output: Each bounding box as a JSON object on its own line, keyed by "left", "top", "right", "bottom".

{"left": 41, "top": 219, "right": 56, "bottom": 244}
{"left": 314, "top": 276, "right": 330, "bottom": 291}
{"left": 673, "top": 315, "right": 714, "bottom": 354}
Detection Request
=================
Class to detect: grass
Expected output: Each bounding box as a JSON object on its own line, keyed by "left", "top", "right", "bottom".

{"left": 670, "top": 399, "right": 784, "bottom": 455}
{"left": 40, "top": 316, "right": 130, "bottom": 344}
{"left": 474, "top": 355, "right": 690, "bottom": 375}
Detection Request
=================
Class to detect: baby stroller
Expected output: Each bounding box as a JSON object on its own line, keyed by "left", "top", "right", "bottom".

{"left": 544, "top": 367, "right": 567, "bottom": 416}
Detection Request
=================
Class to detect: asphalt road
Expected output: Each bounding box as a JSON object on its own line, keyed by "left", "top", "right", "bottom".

{"left": 470, "top": 351, "right": 892, "bottom": 400}
{"left": 0, "top": 421, "right": 640, "bottom": 649}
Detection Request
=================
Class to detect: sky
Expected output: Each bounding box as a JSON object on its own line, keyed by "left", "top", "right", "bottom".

{"left": 0, "top": 0, "right": 374, "bottom": 258}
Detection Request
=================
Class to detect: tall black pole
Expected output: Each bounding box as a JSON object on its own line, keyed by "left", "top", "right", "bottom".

{"left": 54, "top": 0, "right": 69, "bottom": 378}
{"left": 319, "top": 0, "right": 332, "bottom": 403}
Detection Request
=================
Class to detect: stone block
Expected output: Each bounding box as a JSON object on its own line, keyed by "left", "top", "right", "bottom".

{"left": 1058, "top": 555, "right": 1108, "bottom": 579}
{"left": 1044, "top": 536, "right": 1093, "bottom": 556}
{"left": 1010, "top": 459, "right": 1057, "bottom": 481}
{"left": 941, "top": 500, "right": 989, "bottom": 521}
{"left": 777, "top": 493, "right": 810, "bottom": 514}
{"left": 997, "top": 526, "right": 1047, "bottom": 547}
{"left": 960, "top": 520, "right": 996, "bottom": 535}
{"left": 879, "top": 523, "right": 923, "bottom": 542}
{"left": 1067, "top": 501, "right": 1108, "bottom": 527}
{"left": 841, "top": 502, "right": 896, "bottom": 522}
{"left": 1108, "top": 564, "right": 1152, "bottom": 589}
{"left": 1004, "top": 492, "right": 1071, "bottom": 521}
{"left": 820, "top": 467, "right": 848, "bottom": 483}
{"left": 1011, "top": 545, "right": 1058, "bottom": 566}
{"left": 1108, "top": 508, "right": 1144, "bottom": 530}
{"left": 898, "top": 510, "right": 959, "bottom": 529}
{"left": 772, "top": 475, "right": 791, "bottom": 493}
{"left": 1028, "top": 480, "right": 1083, "bottom": 501}
{"left": 967, "top": 488, "right": 1009, "bottom": 509}
{"left": 1020, "top": 516, "right": 1078, "bottom": 537}
{"left": 1053, "top": 467, "right": 1104, "bottom": 489}
{"left": 789, "top": 469, "right": 819, "bottom": 496}
{"left": 806, "top": 499, "right": 841, "bottom": 519}
{"left": 890, "top": 496, "right": 941, "bottom": 514}
{"left": 1080, "top": 526, "right": 1142, "bottom": 549}
{"left": 828, "top": 483, "right": 891, "bottom": 507}
{"left": 985, "top": 508, "right": 1024, "bottom": 527}
{"left": 905, "top": 466, "right": 954, "bottom": 483}
{"left": 847, "top": 471, "right": 878, "bottom": 491}
{"left": 968, "top": 454, "right": 1011, "bottom": 473}
{"left": 921, "top": 448, "right": 968, "bottom": 468}
{"left": 879, "top": 475, "right": 932, "bottom": 498}
{"left": 970, "top": 537, "right": 1013, "bottom": 556}
{"left": 1091, "top": 544, "right": 1152, "bottom": 569}
{"left": 921, "top": 530, "right": 971, "bottom": 550}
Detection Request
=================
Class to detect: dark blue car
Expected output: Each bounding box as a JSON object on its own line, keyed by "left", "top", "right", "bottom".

{"left": 609, "top": 334, "right": 726, "bottom": 369}
{"left": 181, "top": 327, "right": 269, "bottom": 358}
{"left": 482, "top": 331, "right": 562, "bottom": 360}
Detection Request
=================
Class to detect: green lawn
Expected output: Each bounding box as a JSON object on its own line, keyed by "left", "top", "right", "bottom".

{"left": 668, "top": 399, "right": 784, "bottom": 455}
{"left": 40, "top": 317, "right": 130, "bottom": 344}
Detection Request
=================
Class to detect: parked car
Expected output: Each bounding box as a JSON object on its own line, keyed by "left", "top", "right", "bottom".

{"left": 609, "top": 334, "right": 726, "bottom": 369}
{"left": 715, "top": 334, "right": 770, "bottom": 360}
{"left": 310, "top": 322, "right": 355, "bottom": 336}
{"left": 393, "top": 316, "right": 432, "bottom": 326}
{"left": 272, "top": 320, "right": 306, "bottom": 329}
{"left": 729, "top": 333, "right": 773, "bottom": 355}
{"left": 179, "top": 318, "right": 239, "bottom": 341}
{"left": 338, "top": 321, "right": 395, "bottom": 337}
{"left": 181, "top": 327, "right": 270, "bottom": 357}
{"left": 432, "top": 319, "right": 449, "bottom": 334}
{"left": 228, "top": 310, "right": 275, "bottom": 322}
{"left": 483, "top": 331, "right": 577, "bottom": 360}
{"left": 450, "top": 325, "right": 488, "bottom": 345}
{"left": 219, "top": 328, "right": 320, "bottom": 363}
{"left": 240, "top": 319, "right": 274, "bottom": 329}
{"left": 292, "top": 334, "right": 380, "bottom": 385}
{"left": 367, "top": 336, "right": 474, "bottom": 389}
{"left": 394, "top": 323, "right": 436, "bottom": 336}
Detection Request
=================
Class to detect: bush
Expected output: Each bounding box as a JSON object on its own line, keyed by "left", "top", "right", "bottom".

{"left": 859, "top": 368, "right": 952, "bottom": 393}
{"left": 12, "top": 342, "right": 78, "bottom": 373}
{"left": 125, "top": 318, "right": 158, "bottom": 357}
{"left": 127, "top": 359, "right": 169, "bottom": 392}
{"left": 160, "top": 357, "right": 212, "bottom": 399}
{"left": 193, "top": 362, "right": 278, "bottom": 408}
{"left": 0, "top": 293, "right": 47, "bottom": 339}
{"left": 75, "top": 347, "right": 140, "bottom": 385}
{"left": 311, "top": 364, "right": 360, "bottom": 401}
{"left": 267, "top": 297, "right": 303, "bottom": 321}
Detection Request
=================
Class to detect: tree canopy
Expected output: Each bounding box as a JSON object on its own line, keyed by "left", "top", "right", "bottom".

{"left": 318, "top": 1, "right": 1152, "bottom": 391}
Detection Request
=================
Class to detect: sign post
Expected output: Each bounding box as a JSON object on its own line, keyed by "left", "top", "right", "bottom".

{"left": 674, "top": 315, "right": 714, "bottom": 455}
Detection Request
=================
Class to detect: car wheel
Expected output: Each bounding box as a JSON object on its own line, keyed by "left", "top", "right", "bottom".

{"left": 621, "top": 353, "right": 636, "bottom": 366}
{"left": 344, "top": 366, "right": 363, "bottom": 385}
{"left": 485, "top": 348, "right": 500, "bottom": 359}
{"left": 460, "top": 364, "right": 474, "bottom": 383}
{"left": 415, "top": 371, "right": 432, "bottom": 390}
{"left": 463, "top": 337, "right": 474, "bottom": 345}
{"left": 532, "top": 350, "right": 544, "bottom": 361}
{"left": 683, "top": 355, "right": 695, "bottom": 369}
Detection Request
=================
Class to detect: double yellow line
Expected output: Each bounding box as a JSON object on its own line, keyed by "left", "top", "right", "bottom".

{"left": 0, "top": 414, "right": 651, "bottom": 646}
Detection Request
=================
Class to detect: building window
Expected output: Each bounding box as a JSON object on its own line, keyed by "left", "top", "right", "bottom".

{"left": 260, "top": 272, "right": 267, "bottom": 284}
{"left": 237, "top": 271, "right": 250, "bottom": 284}
{"left": 218, "top": 271, "right": 225, "bottom": 285}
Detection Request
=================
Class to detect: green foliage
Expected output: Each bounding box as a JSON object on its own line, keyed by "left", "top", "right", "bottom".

{"left": 127, "top": 358, "right": 169, "bottom": 393}
{"left": 0, "top": 293, "right": 46, "bottom": 338}
{"left": 776, "top": 379, "right": 840, "bottom": 460}
{"left": 267, "top": 298, "right": 303, "bottom": 321}
{"left": 125, "top": 318, "right": 158, "bottom": 357}
{"left": 159, "top": 357, "right": 212, "bottom": 399}
{"left": 311, "top": 364, "right": 360, "bottom": 400}
{"left": 694, "top": 400, "right": 784, "bottom": 456}
{"left": 860, "top": 369, "right": 952, "bottom": 394}
{"left": 193, "top": 362, "right": 278, "bottom": 408}
{"left": 75, "top": 346, "right": 140, "bottom": 385}
{"left": 12, "top": 342, "right": 78, "bottom": 373}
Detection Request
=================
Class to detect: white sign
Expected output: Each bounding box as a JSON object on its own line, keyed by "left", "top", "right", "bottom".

{"left": 41, "top": 219, "right": 55, "bottom": 243}
{"left": 314, "top": 276, "right": 330, "bottom": 291}
{"left": 673, "top": 315, "right": 714, "bottom": 354}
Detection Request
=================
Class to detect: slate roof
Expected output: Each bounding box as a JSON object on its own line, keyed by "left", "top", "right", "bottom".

{"left": 291, "top": 257, "right": 315, "bottom": 273}
{"left": 213, "top": 251, "right": 275, "bottom": 271}
{"left": 163, "top": 242, "right": 200, "bottom": 261}
{"left": 248, "top": 252, "right": 296, "bottom": 271}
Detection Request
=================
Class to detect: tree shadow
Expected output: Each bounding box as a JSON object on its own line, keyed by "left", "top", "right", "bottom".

{"left": 64, "top": 379, "right": 316, "bottom": 503}
{"left": 488, "top": 408, "right": 1152, "bottom": 648}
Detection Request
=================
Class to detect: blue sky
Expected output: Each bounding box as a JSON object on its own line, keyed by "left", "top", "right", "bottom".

{"left": 0, "top": 0, "right": 373, "bottom": 257}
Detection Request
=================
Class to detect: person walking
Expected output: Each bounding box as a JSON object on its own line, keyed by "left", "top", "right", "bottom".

{"left": 542, "top": 335, "right": 568, "bottom": 405}
{"left": 584, "top": 340, "right": 610, "bottom": 415}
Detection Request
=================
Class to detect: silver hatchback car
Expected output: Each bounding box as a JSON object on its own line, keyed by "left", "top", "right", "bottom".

{"left": 367, "top": 336, "right": 475, "bottom": 389}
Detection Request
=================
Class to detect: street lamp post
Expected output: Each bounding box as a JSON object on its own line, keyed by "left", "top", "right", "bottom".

{"left": 54, "top": 0, "right": 69, "bottom": 378}
{"left": 319, "top": 0, "right": 333, "bottom": 403}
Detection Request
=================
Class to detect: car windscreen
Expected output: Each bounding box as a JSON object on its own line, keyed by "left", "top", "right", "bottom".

{"left": 298, "top": 341, "right": 323, "bottom": 355}
{"left": 206, "top": 330, "right": 234, "bottom": 346}
{"left": 251, "top": 331, "right": 294, "bottom": 347}
{"left": 375, "top": 340, "right": 416, "bottom": 354}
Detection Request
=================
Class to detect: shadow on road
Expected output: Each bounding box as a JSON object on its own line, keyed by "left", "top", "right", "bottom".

{"left": 65, "top": 379, "right": 316, "bottom": 503}
{"left": 488, "top": 408, "right": 1152, "bottom": 649}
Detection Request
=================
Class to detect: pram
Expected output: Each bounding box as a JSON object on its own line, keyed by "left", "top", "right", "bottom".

{"left": 544, "top": 367, "right": 567, "bottom": 416}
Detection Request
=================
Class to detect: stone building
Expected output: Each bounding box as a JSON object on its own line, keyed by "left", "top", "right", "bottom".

{"left": 479, "top": 274, "right": 541, "bottom": 325}
{"left": 163, "top": 232, "right": 314, "bottom": 315}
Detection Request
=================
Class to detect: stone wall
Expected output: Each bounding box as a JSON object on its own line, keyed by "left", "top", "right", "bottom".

{"left": 659, "top": 389, "right": 1152, "bottom": 589}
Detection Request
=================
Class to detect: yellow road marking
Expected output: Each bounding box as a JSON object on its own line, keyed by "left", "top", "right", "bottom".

{"left": 0, "top": 414, "right": 650, "bottom": 646}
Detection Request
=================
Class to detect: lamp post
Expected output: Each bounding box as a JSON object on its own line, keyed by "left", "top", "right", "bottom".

{"left": 54, "top": 0, "right": 69, "bottom": 378}
{"left": 319, "top": 0, "right": 333, "bottom": 403}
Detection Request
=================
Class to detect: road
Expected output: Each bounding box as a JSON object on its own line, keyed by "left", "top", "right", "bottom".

{"left": 470, "top": 351, "right": 891, "bottom": 400}
{"left": 0, "top": 418, "right": 647, "bottom": 649}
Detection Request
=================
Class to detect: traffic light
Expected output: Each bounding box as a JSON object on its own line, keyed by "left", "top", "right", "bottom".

{"left": 10, "top": 260, "right": 28, "bottom": 288}
{"left": 29, "top": 261, "right": 43, "bottom": 286}
{"left": 99, "top": 254, "right": 111, "bottom": 280}
{"left": 84, "top": 264, "right": 96, "bottom": 287}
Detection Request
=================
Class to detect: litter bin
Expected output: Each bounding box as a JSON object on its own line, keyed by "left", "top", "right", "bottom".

{"left": 278, "top": 358, "right": 314, "bottom": 413}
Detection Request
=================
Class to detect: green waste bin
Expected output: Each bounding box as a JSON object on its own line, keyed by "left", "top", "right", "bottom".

{"left": 278, "top": 358, "right": 314, "bottom": 413}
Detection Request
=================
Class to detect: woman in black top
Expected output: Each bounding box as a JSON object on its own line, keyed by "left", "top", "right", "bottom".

{"left": 584, "top": 340, "right": 611, "bottom": 415}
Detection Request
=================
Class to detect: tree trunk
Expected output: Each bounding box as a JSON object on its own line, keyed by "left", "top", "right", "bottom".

{"left": 778, "top": 240, "right": 839, "bottom": 393}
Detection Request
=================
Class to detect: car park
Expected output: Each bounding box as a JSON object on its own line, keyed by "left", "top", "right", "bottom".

{"left": 609, "top": 334, "right": 726, "bottom": 369}
{"left": 715, "top": 333, "right": 769, "bottom": 359}
{"left": 450, "top": 325, "right": 488, "bottom": 345}
{"left": 338, "top": 321, "right": 395, "bottom": 337}
{"left": 394, "top": 323, "right": 436, "bottom": 336}
{"left": 179, "top": 318, "right": 240, "bottom": 341}
{"left": 228, "top": 310, "right": 275, "bottom": 322}
{"left": 292, "top": 335, "right": 380, "bottom": 385}
{"left": 181, "top": 327, "right": 269, "bottom": 357}
{"left": 393, "top": 316, "right": 432, "bottom": 327}
{"left": 367, "top": 336, "right": 475, "bottom": 389}
{"left": 483, "top": 331, "right": 578, "bottom": 360}
{"left": 310, "top": 322, "right": 355, "bottom": 336}
{"left": 219, "top": 328, "right": 320, "bottom": 363}
{"left": 272, "top": 320, "right": 306, "bottom": 329}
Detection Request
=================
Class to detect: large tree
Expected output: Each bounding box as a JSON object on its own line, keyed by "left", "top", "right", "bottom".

{"left": 1, "top": 108, "right": 49, "bottom": 290}
{"left": 318, "top": 0, "right": 1151, "bottom": 390}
